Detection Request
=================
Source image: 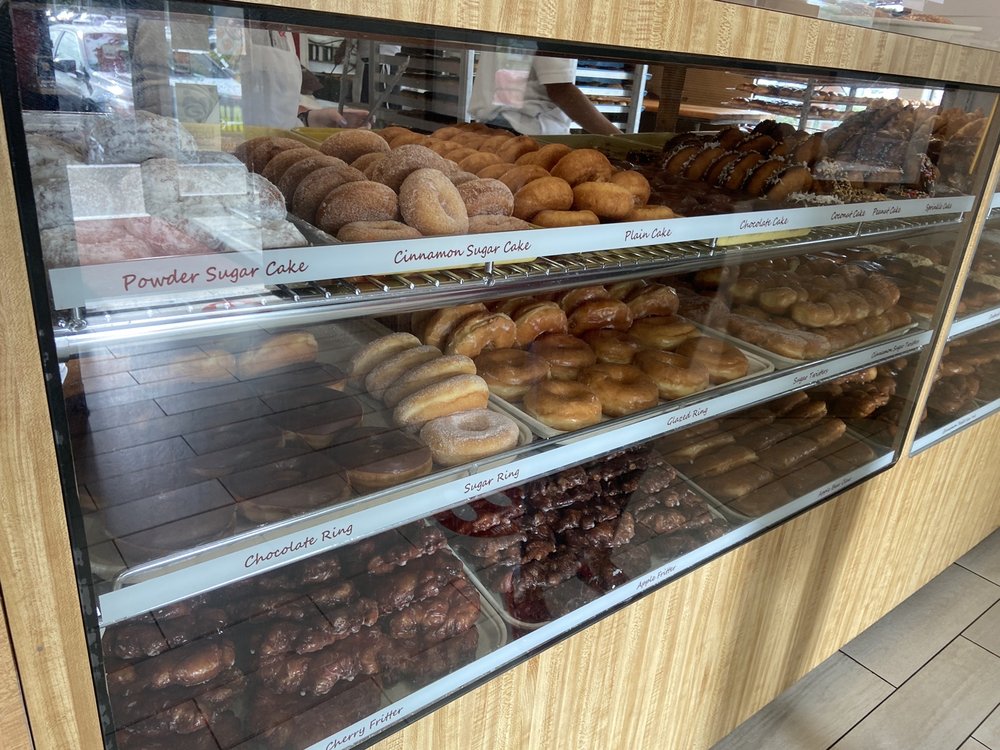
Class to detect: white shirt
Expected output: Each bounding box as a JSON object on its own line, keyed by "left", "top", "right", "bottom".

{"left": 469, "top": 51, "right": 578, "bottom": 135}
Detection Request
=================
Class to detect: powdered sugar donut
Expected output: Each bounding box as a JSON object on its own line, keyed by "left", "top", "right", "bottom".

{"left": 419, "top": 408, "right": 520, "bottom": 466}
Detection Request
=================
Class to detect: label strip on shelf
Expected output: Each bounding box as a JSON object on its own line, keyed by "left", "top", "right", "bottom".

{"left": 948, "top": 305, "right": 1000, "bottom": 340}
{"left": 909, "top": 396, "right": 1000, "bottom": 455}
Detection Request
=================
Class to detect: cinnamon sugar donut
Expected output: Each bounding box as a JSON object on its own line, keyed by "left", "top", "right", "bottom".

{"left": 567, "top": 299, "right": 633, "bottom": 336}
{"left": 633, "top": 349, "right": 710, "bottom": 400}
{"left": 675, "top": 336, "right": 749, "bottom": 383}
{"left": 550, "top": 148, "right": 615, "bottom": 186}
{"left": 609, "top": 170, "right": 651, "bottom": 206}
{"left": 572, "top": 182, "right": 635, "bottom": 220}
{"left": 529, "top": 333, "right": 596, "bottom": 380}
{"left": 458, "top": 151, "right": 505, "bottom": 174}
{"left": 479, "top": 133, "right": 513, "bottom": 154}
{"left": 628, "top": 315, "right": 698, "bottom": 350}
{"left": 315, "top": 180, "right": 399, "bottom": 235}
{"left": 319, "top": 130, "right": 391, "bottom": 163}
{"left": 516, "top": 142, "right": 573, "bottom": 170}
{"left": 399, "top": 168, "right": 469, "bottom": 236}
{"left": 578, "top": 363, "right": 659, "bottom": 417}
{"left": 582, "top": 329, "right": 643, "bottom": 364}
{"left": 371, "top": 144, "right": 448, "bottom": 191}
{"left": 351, "top": 152, "right": 385, "bottom": 173}
{"left": 291, "top": 164, "right": 366, "bottom": 223}
{"left": 276, "top": 154, "right": 345, "bottom": 203}
{"left": 458, "top": 178, "right": 514, "bottom": 217}
{"left": 512, "top": 176, "right": 574, "bottom": 221}
{"left": 523, "top": 379, "right": 602, "bottom": 431}
{"left": 444, "top": 312, "right": 517, "bottom": 358}
{"left": 244, "top": 137, "right": 306, "bottom": 173}
{"left": 468, "top": 215, "right": 534, "bottom": 233}
{"left": 421, "top": 303, "right": 488, "bottom": 348}
{"left": 260, "top": 147, "right": 320, "bottom": 185}
{"left": 499, "top": 164, "right": 550, "bottom": 194}
{"left": 420, "top": 409, "right": 520, "bottom": 466}
{"left": 389, "top": 132, "right": 433, "bottom": 148}
{"left": 474, "top": 348, "right": 550, "bottom": 400}
{"left": 431, "top": 126, "right": 464, "bottom": 140}
{"left": 476, "top": 162, "right": 515, "bottom": 180}
{"left": 337, "top": 220, "right": 422, "bottom": 242}
{"left": 532, "top": 209, "right": 600, "bottom": 228}
{"left": 512, "top": 301, "right": 569, "bottom": 346}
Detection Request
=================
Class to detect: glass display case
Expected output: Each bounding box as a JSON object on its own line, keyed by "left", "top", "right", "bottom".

{"left": 2, "top": 1, "right": 999, "bottom": 748}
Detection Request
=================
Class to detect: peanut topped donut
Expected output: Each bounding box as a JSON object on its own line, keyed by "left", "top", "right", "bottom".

{"left": 457, "top": 178, "right": 515, "bottom": 217}
{"left": 444, "top": 312, "right": 517, "bottom": 358}
{"left": 319, "top": 130, "right": 391, "bottom": 163}
{"left": 578, "top": 363, "right": 659, "bottom": 417}
{"left": 371, "top": 144, "right": 448, "bottom": 191}
{"left": 530, "top": 333, "right": 596, "bottom": 380}
{"left": 399, "top": 168, "right": 470, "bottom": 236}
{"left": 550, "top": 148, "right": 615, "bottom": 186}
{"left": 315, "top": 180, "right": 399, "bottom": 235}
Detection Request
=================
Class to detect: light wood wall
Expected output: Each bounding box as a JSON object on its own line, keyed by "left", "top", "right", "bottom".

{"left": 0, "top": 592, "right": 32, "bottom": 750}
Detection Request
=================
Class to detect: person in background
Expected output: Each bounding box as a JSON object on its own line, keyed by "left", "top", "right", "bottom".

{"left": 469, "top": 50, "right": 622, "bottom": 136}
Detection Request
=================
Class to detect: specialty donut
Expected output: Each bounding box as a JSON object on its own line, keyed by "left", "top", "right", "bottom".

{"left": 370, "top": 144, "right": 448, "bottom": 191}
{"left": 364, "top": 344, "right": 443, "bottom": 399}
{"left": 765, "top": 165, "right": 814, "bottom": 201}
{"left": 529, "top": 333, "right": 596, "bottom": 380}
{"left": 473, "top": 348, "right": 551, "bottom": 400}
{"left": 421, "top": 302, "right": 488, "bottom": 349}
{"left": 444, "top": 311, "right": 517, "bottom": 358}
{"left": 625, "top": 283, "right": 680, "bottom": 318}
{"left": 260, "top": 147, "right": 321, "bottom": 185}
{"left": 675, "top": 336, "right": 749, "bottom": 383}
{"left": 736, "top": 134, "right": 777, "bottom": 155}
{"left": 550, "top": 148, "right": 614, "bottom": 186}
{"left": 393, "top": 373, "right": 490, "bottom": 429}
{"left": 719, "top": 152, "right": 765, "bottom": 191}
{"left": 581, "top": 329, "right": 643, "bottom": 364}
{"left": 532, "top": 209, "right": 600, "bottom": 228}
{"left": 467, "top": 214, "right": 534, "bottom": 233}
{"left": 609, "top": 170, "right": 651, "bottom": 205}
{"left": 662, "top": 144, "right": 702, "bottom": 176}
{"left": 633, "top": 349, "right": 710, "bottom": 400}
{"left": 512, "top": 301, "right": 569, "bottom": 346}
{"left": 567, "top": 298, "right": 634, "bottom": 336}
{"left": 399, "top": 168, "right": 470, "bottom": 236}
{"left": 319, "top": 129, "right": 391, "bottom": 163}
{"left": 315, "top": 180, "right": 399, "bottom": 235}
{"left": 328, "top": 426, "right": 432, "bottom": 492}
{"left": 337, "top": 220, "right": 422, "bottom": 242}
{"left": 628, "top": 315, "right": 698, "bottom": 350}
{"left": 682, "top": 146, "right": 725, "bottom": 182}
{"left": 743, "top": 159, "right": 787, "bottom": 197}
{"left": 291, "top": 164, "right": 366, "bottom": 223}
{"left": 578, "top": 363, "right": 659, "bottom": 417}
{"left": 348, "top": 331, "right": 421, "bottom": 384}
{"left": 572, "top": 182, "right": 635, "bottom": 220}
{"left": 703, "top": 152, "right": 743, "bottom": 186}
{"left": 499, "top": 164, "right": 550, "bottom": 194}
{"left": 420, "top": 409, "right": 521, "bottom": 466}
{"left": 522, "top": 379, "right": 602, "bottom": 431}
{"left": 516, "top": 142, "right": 573, "bottom": 171}
{"left": 382, "top": 353, "right": 477, "bottom": 407}
{"left": 512, "top": 176, "right": 574, "bottom": 221}
{"left": 457, "top": 178, "right": 514, "bottom": 217}
{"left": 276, "top": 154, "right": 345, "bottom": 203}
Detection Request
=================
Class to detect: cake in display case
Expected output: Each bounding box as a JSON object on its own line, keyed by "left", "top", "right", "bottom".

{"left": 3, "top": 0, "right": 999, "bottom": 747}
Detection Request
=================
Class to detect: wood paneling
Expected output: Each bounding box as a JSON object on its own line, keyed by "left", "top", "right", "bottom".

{"left": 0, "top": 591, "right": 32, "bottom": 750}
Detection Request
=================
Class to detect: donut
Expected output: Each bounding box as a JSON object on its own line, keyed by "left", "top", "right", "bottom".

{"left": 496, "top": 135, "right": 540, "bottom": 163}
{"left": 328, "top": 426, "right": 432, "bottom": 492}
{"left": 479, "top": 134, "right": 513, "bottom": 154}
{"left": 624, "top": 205, "right": 680, "bottom": 221}
{"left": 244, "top": 137, "right": 306, "bottom": 173}
{"left": 420, "top": 409, "right": 520, "bottom": 466}
{"left": 426, "top": 139, "right": 460, "bottom": 156}
{"left": 320, "top": 130, "right": 392, "bottom": 163}
{"left": 447, "top": 170, "right": 479, "bottom": 187}
{"left": 628, "top": 315, "right": 698, "bottom": 350}
{"left": 238, "top": 467, "right": 352, "bottom": 522}
{"left": 260, "top": 147, "right": 320, "bottom": 185}
{"left": 532, "top": 209, "right": 600, "bottom": 228}
{"left": 736, "top": 134, "right": 777, "bottom": 155}
{"left": 444, "top": 146, "right": 477, "bottom": 163}
{"left": 770, "top": 130, "right": 810, "bottom": 160}
{"left": 765, "top": 165, "right": 814, "bottom": 202}
{"left": 376, "top": 126, "right": 414, "bottom": 143}
{"left": 232, "top": 135, "right": 271, "bottom": 165}
{"left": 675, "top": 336, "right": 749, "bottom": 383}
{"left": 550, "top": 148, "right": 614, "bottom": 186}
{"left": 271, "top": 393, "right": 364, "bottom": 449}
{"left": 444, "top": 311, "right": 517, "bottom": 358}
{"left": 337, "top": 220, "right": 423, "bottom": 242}
{"left": 458, "top": 151, "right": 505, "bottom": 174}
{"left": 529, "top": 333, "right": 596, "bottom": 380}
{"left": 476, "top": 162, "right": 515, "bottom": 180}
{"left": 558, "top": 285, "right": 610, "bottom": 313}
{"left": 609, "top": 170, "right": 651, "bottom": 205}
{"left": 276, "top": 154, "right": 345, "bottom": 204}
{"left": 633, "top": 349, "right": 710, "bottom": 400}
{"left": 348, "top": 331, "right": 421, "bottom": 384}
{"left": 522, "top": 379, "right": 602, "bottom": 431}
{"left": 364, "top": 344, "right": 442, "bottom": 399}
{"left": 716, "top": 127, "right": 747, "bottom": 150}
{"left": 389, "top": 132, "right": 433, "bottom": 148}
{"left": 393, "top": 373, "right": 490, "bottom": 429}
{"left": 370, "top": 144, "right": 448, "bottom": 191}
{"left": 572, "top": 182, "right": 635, "bottom": 220}
{"left": 499, "top": 164, "right": 550, "bottom": 194}
{"left": 399, "top": 168, "right": 469, "bottom": 236}
{"left": 581, "top": 329, "right": 642, "bottom": 364}
{"left": 625, "top": 283, "right": 679, "bottom": 318}
{"left": 315, "top": 180, "right": 399, "bottom": 235}
{"left": 567, "top": 298, "right": 633, "bottom": 335}
{"left": 607, "top": 280, "right": 646, "bottom": 300}
{"left": 719, "top": 152, "right": 765, "bottom": 191}
{"left": 792, "top": 133, "right": 827, "bottom": 166}
{"left": 419, "top": 303, "right": 485, "bottom": 348}
{"left": 291, "top": 164, "right": 366, "bottom": 223}
{"left": 458, "top": 178, "right": 514, "bottom": 217}
{"left": 743, "top": 159, "right": 787, "bottom": 197}
{"left": 351, "top": 152, "right": 385, "bottom": 173}
{"left": 382, "top": 353, "right": 477, "bottom": 407}
{"left": 490, "top": 296, "right": 538, "bottom": 316}
{"left": 516, "top": 142, "right": 573, "bottom": 170}
{"left": 663, "top": 144, "right": 702, "bottom": 176}
{"left": 682, "top": 146, "right": 725, "bottom": 181}
{"left": 431, "top": 126, "right": 464, "bottom": 140}
{"left": 578, "top": 363, "right": 659, "bottom": 417}
{"left": 473, "top": 348, "right": 550, "bottom": 400}
{"left": 468, "top": 214, "right": 534, "bottom": 233}
{"left": 512, "top": 176, "right": 575, "bottom": 221}
{"left": 703, "top": 152, "right": 743, "bottom": 186}
{"left": 512, "top": 301, "right": 569, "bottom": 346}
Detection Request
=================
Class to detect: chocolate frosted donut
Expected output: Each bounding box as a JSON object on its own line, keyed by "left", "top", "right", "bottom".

{"left": 319, "top": 130, "right": 391, "bottom": 163}
{"left": 291, "top": 164, "right": 366, "bottom": 223}
{"left": 328, "top": 426, "right": 433, "bottom": 492}
{"left": 399, "top": 168, "right": 469, "bottom": 236}
{"left": 270, "top": 392, "right": 364, "bottom": 449}
{"left": 458, "top": 178, "right": 515, "bottom": 217}
{"left": 315, "top": 181, "right": 399, "bottom": 235}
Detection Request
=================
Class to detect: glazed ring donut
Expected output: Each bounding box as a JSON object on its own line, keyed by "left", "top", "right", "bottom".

{"left": 633, "top": 349, "right": 710, "bottom": 400}
{"left": 567, "top": 299, "right": 634, "bottom": 336}
{"left": 421, "top": 302, "right": 488, "bottom": 349}
{"left": 522, "top": 379, "right": 603, "bottom": 431}
{"left": 291, "top": 164, "right": 366, "bottom": 223}
{"left": 500, "top": 164, "right": 551, "bottom": 194}
{"left": 260, "top": 147, "right": 320, "bottom": 185}
{"left": 532, "top": 209, "right": 600, "bottom": 228}
{"left": 444, "top": 312, "right": 517, "bottom": 358}
{"left": 419, "top": 409, "right": 520, "bottom": 466}
{"left": 628, "top": 315, "right": 698, "bottom": 350}
{"left": 458, "top": 151, "right": 505, "bottom": 174}
{"left": 609, "top": 170, "right": 651, "bottom": 206}
{"left": 491, "top": 296, "right": 539, "bottom": 316}
{"left": 393, "top": 373, "right": 490, "bottom": 430}
{"left": 497, "top": 135, "right": 540, "bottom": 163}
{"left": 365, "top": 344, "right": 443, "bottom": 400}
{"left": 512, "top": 301, "right": 569, "bottom": 347}
{"left": 581, "top": 329, "right": 643, "bottom": 364}
{"left": 607, "top": 280, "right": 647, "bottom": 300}
{"left": 383, "top": 353, "right": 477, "bottom": 408}
{"left": 529, "top": 333, "right": 596, "bottom": 380}
{"left": 624, "top": 205, "right": 680, "bottom": 221}
{"left": 550, "top": 148, "right": 615, "bottom": 186}
{"left": 473, "top": 348, "right": 551, "bottom": 400}
{"left": 765, "top": 165, "right": 814, "bottom": 202}
{"left": 625, "top": 283, "right": 680, "bottom": 318}
{"left": 477, "top": 162, "right": 515, "bottom": 179}
{"left": 348, "top": 331, "right": 421, "bottom": 384}
{"left": 662, "top": 144, "right": 703, "bottom": 176}
{"left": 703, "top": 152, "right": 743, "bottom": 186}
{"left": 319, "top": 130, "right": 391, "bottom": 163}
{"left": 682, "top": 146, "right": 725, "bottom": 182}
{"left": 516, "top": 142, "right": 573, "bottom": 170}
{"left": 578, "top": 363, "right": 659, "bottom": 417}
{"left": 719, "top": 152, "right": 765, "bottom": 191}
{"left": 468, "top": 215, "right": 534, "bottom": 233}
{"left": 558, "top": 285, "right": 611, "bottom": 313}
{"left": 337, "top": 220, "right": 422, "bottom": 242}
{"left": 675, "top": 336, "right": 749, "bottom": 383}
{"left": 457, "top": 178, "right": 514, "bottom": 217}
{"left": 315, "top": 180, "right": 399, "bottom": 235}
{"left": 370, "top": 144, "right": 448, "bottom": 191}
{"left": 276, "top": 154, "right": 345, "bottom": 204}
{"left": 512, "top": 176, "right": 574, "bottom": 221}
{"left": 572, "top": 182, "right": 635, "bottom": 220}
{"left": 743, "top": 159, "right": 787, "bottom": 197}
{"left": 399, "top": 168, "right": 470, "bottom": 236}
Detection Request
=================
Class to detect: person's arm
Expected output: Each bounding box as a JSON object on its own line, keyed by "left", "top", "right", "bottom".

{"left": 297, "top": 107, "right": 371, "bottom": 128}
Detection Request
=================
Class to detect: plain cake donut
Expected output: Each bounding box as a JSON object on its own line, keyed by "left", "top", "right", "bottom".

{"left": 532, "top": 209, "right": 600, "bottom": 228}
{"left": 550, "top": 148, "right": 614, "bottom": 186}
{"left": 522, "top": 379, "right": 602, "bottom": 431}
{"left": 399, "top": 168, "right": 470, "bottom": 236}
{"left": 420, "top": 409, "right": 520, "bottom": 466}
{"left": 512, "top": 176, "right": 574, "bottom": 221}
{"left": 571, "top": 181, "right": 635, "bottom": 220}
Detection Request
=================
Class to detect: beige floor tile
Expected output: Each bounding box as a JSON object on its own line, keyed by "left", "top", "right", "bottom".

{"left": 966, "top": 601, "right": 1000, "bottom": 656}
{"left": 710, "top": 652, "right": 893, "bottom": 750}
{"left": 973, "top": 702, "right": 1000, "bottom": 749}
{"left": 959, "top": 529, "right": 1000, "bottom": 586}
{"left": 841, "top": 565, "right": 1000, "bottom": 686}
{"left": 832, "top": 638, "right": 1000, "bottom": 750}
{"left": 959, "top": 739, "right": 990, "bottom": 750}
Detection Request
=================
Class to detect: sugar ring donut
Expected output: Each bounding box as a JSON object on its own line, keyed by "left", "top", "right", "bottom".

{"left": 383, "top": 353, "right": 477, "bottom": 408}
{"left": 516, "top": 142, "right": 573, "bottom": 170}
{"left": 474, "top": 348, "right": 550, "bottom": 400}
{"left": 319, "top": 130, "right": 391, "bottom": 163}
{"left": 393, "top": 374, "right": 490, "bottom": 430}
{"left": 291, "top": 164, "right": 366, "bottom": 223}
{"left": 419, "top": 409, "right": 520, "bottom": 466}
{"left": 523, "top": 379, "right": 602, "bottom": 431}
{"left": 581, "top": 329, "right": 643, "bottom": 364}
{"left": 578, "top": 363, "right": 659, "bottom": 417}
{"left": 529, "top": 333, "right": 596, "bottom": 380}
{"left": 337, "top": 220, "right": 422, "bottom": 242}
{"left": 550, "top": 148, "right": 614, "bottom": 186}
{"left": 572, "top": 182, "right": 635, "bottom": 220}
{"left": 458, "top": 178, "right": 514, "bottom": 217}
{"left": 609, "top": 170, "right": 651, "bottom": 206}
{"left": 682, "top": 146, "right": 725, "bottom": 181}
{"left": 371, "top": 144, "right": 447, "bottom": 191}
{"left": 675, "top": 336, "right": 749, "bottom": 383}
{"left": 444, "top": 312, "right": 517, "bottom": 358}
{"left": 567, "top": 299, "right": 633, "bottom": 336}
{"left": 633, "top": 349, "right": 710, "bottom": 400}
{"left": 532, "top": 209, "right": 600, "bottom": 228}
{"left": 512, "top": 301, "right": 568, "bottom": 346}
{"left": 628, "top": 315, "right": 698, "bottom": 350}
{"left": 743, "top": 159, "right": 787, "bottom": 197}
{"left": 315, "top": 180, "right": 399, "bottom": 235}
{"left": 399, "top": 168, "right": 470, "bottom": 235}
{"left": 421, "top": 303, "right": 488, "bottom": 349}
{"left": 512, "top": 176, "right": 574, "bottom": 221}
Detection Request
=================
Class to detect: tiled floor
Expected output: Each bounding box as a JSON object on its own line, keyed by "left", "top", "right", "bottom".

{"left": 712, "top": 528, "right": 1000, "bottom": 750}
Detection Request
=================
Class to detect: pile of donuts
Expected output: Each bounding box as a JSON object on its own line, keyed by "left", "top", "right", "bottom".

{"left": 405, "top": 281, "right": 751, "bottom": 432}
{"left": 347, "top": 332, "right": 522, "bottom": 467}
